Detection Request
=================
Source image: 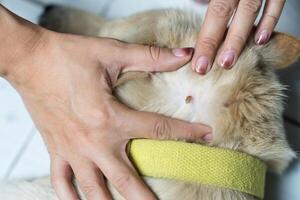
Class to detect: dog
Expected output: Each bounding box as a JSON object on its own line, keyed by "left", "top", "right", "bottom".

{"left": 1, "top": 5, "right": 299, "bottom": 200}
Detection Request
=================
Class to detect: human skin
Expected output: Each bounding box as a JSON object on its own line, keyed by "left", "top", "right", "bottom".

{"left": 193, "top": 0, "right": 286, "bottom": 74}
{"left": 0, "top": 5, "right": 212, "bottom": 200}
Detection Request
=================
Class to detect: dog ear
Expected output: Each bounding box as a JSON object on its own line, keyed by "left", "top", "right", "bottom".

{"left": 257, "top": 32, "right": 300, "bottom": 69}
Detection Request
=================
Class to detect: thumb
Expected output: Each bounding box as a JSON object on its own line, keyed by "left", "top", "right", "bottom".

{"left": 120, "top": 43, "right": 194, "bottom": 72}
{"left": 123, "top": 109, "right": 212, "bottom": 142}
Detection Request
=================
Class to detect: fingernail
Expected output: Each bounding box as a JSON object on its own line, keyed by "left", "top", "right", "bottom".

{"left": 203, "top": 133, "right": 212, "bottom": 141}
{"left": 219, "top": 50, "right": 235, "bottom": 69}
{"left": 172, "top": 48, "right": 194, "bottom": 57}
{"left": 195, "top": 56, "right": 209, "bottom": 75}
{"left": 256, "top": 30, "right": 270, "bottom": 45}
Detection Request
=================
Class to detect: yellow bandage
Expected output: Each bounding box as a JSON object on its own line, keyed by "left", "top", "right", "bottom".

{"left": 129, "top": 139, "right": 266, "bottom": 199}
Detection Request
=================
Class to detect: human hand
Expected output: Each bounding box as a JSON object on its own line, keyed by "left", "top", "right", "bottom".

{"left": 192, "top": 0, "right": 285, "bottom": 74}
{"left": 3, "top": 21, "right": 212, "bottom": 200}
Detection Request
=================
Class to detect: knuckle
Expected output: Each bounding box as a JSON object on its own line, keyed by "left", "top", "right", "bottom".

{"left": 80, "top": 181, "right": 98, "bottom": 197}
{"left": 152, "top": 117, "right": 172, "bottom": 139}
{"left": 210, "top": 0, "right": 235, "bottom": 18}
{"left": 198, "top": 37, "right": 218, "bottom": 52}
{"left": 104, "top": 38, "right": 126, "bottom": 50}
{"left": 61, "top": 103, "right": 122, "bottom": 144}
{"left": 148, "top": 45, "right": 161, "bottom": 62}
{"left": 50, "top": 174, "right": 63, "bottom": 188}
{"left": 90, "top": 108, "right": 113, "bottom": 129}
{"left": 112, "top": 173, "right": 131, "bottom": 192}
{"left": 240, "top": 0, "right": 262, "bottom": 15}
{"left": 265, "top": 13, "right": 279, "bottom": 24}
{"left": 74, "top": 105, "right": 115, "bottom": 132}
{"left": 185, "top": 129, "right": 197, "bottom": 141}
{"left": 230, "top": 33, "right": 247, "bottom": 45}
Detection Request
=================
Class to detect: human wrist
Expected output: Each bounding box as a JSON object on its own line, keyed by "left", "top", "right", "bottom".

{"left": 0, "top": 5, "right": 50, "bottom": 82}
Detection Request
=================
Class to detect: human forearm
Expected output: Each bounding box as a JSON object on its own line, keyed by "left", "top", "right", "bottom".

{"left": 0, "top": 5, "right": 47, "bottom": 80}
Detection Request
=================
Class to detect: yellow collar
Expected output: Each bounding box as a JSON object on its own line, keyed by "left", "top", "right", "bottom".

{"left": 128, "top": 139, "right": 266, "bottom": 199}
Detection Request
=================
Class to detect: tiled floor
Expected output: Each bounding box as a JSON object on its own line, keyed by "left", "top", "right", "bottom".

{"left": 0, "top": 0, "right": 299, "bottom": 199}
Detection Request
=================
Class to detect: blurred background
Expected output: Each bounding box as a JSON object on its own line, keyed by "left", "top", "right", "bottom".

{"left": 0, "top": 0, "right": 299, "bottom": 199}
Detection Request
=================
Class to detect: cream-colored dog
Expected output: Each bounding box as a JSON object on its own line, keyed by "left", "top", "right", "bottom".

{"left": 1, "top": 6, "right": 300, "bottom": 200}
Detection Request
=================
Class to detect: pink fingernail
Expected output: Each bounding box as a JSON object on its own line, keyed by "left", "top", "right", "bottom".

{"left": 203, "top": 133, "right": 212, "bottom": 141}
{"left": 219, "top": 50, "right": 235, "bottom": 69}
{"left": 256, "top": 30, "right": 270, "bottom": 45}
{"left": 172, "top": 48, "right": 194, "bottom": 57}
{"left": 195, "top": 56, "right": 209, "bottom": 75}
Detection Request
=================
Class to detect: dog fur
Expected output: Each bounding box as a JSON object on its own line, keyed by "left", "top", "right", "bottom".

{"left": 1, "top": 6, "right": 300, "bottom": 200}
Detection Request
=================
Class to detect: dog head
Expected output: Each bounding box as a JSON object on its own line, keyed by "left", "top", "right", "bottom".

{"left": 205, "top": 33, "right": 300, "bottom": 173}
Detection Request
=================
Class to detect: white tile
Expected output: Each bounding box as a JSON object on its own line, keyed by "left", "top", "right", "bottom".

{"left": 8, "top": 130, "right": 50, "bottom": 180}
{"left": 0, "top": 78, "right": 34, "bottom": 179}
{"left": 1, "top": 0, "right": 44, "bottom": 23}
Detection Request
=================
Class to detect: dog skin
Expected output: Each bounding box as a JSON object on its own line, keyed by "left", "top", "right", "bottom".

{"left": 1, "top": 6, "right": 300, "bottom": 200}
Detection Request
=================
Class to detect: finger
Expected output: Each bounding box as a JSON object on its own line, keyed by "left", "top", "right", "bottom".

{"left": 217, "top": 0, "right": 262, "bottom": 69}
{"left": 194, "top": 0, "right": 211, "bottom": 4}
{"left": 50, "top": 155, "right": 79, "bottom": 200}
{"left": 95, "top": 151, "right": 157, "bottom": 200}
{"left": 113, "top": 102, "right": 212, "bottom": 141}
{"left": 120, "top": 43, "right": 194, "bottom": 72}
{"left": 255, "top": 0, "right": 285, "bottom": 45}
{"left": 192, "top": 0, "right": 238, "bottom": 75}
{"left": 71, "top": 159, "right": 112, "bottom": 200}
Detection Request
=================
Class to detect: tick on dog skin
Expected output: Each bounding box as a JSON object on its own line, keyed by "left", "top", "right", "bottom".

{"left": 185, "top": 95, "right": 193, "bottom": 104}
